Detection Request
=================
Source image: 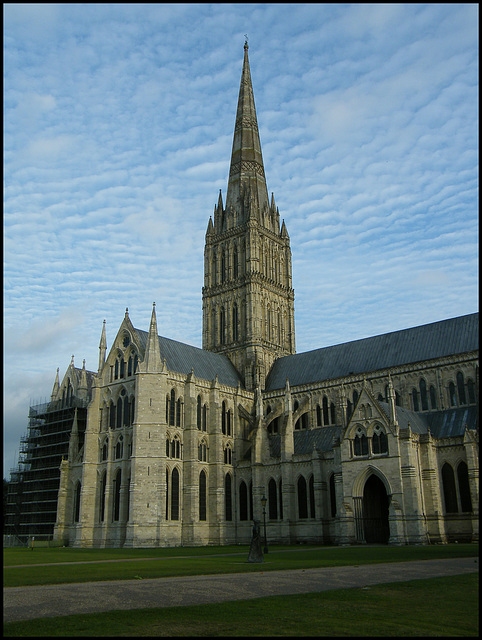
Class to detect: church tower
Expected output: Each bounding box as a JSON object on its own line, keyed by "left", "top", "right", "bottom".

{"left": 202, "top": 41, "right": 295, "bottom": 390}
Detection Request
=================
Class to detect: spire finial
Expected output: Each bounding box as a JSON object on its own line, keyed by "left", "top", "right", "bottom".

{"left": 244, "top": 34, "right": 248, "bottom": 50}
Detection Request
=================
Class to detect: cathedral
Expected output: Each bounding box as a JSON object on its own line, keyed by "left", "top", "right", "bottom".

{"left": 35, "top": 43, "right": 479, "bottom": 547}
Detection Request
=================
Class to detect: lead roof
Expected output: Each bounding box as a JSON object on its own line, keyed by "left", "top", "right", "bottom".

{"left": 265, "top": 313, "right": 478, "bottom": 391}
{"left": 134, "top": 329, "right": 244, "bottom": 388}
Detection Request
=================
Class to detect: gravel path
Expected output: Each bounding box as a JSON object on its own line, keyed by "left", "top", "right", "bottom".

{"left": 4, "top": 556, "right": 478, "bottom": 624}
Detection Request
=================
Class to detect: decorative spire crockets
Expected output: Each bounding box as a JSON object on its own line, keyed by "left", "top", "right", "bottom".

{"left": 224, "top": 40, "right": 269, "bottom": 219}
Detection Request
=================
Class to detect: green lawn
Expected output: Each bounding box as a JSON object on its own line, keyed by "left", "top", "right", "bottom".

{"left": 3, "top": 543, "right": 478, "bottom": 588}
{"left": 3, "top": 573, "right": 479, "bottom": 637}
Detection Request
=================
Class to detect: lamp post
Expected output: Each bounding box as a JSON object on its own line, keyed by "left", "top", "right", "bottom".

{"left": 261, "top": 494, "right": 268, "bottom": 553}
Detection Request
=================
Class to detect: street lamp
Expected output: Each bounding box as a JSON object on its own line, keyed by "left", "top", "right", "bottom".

{"left": 261, "top": 494, "right": 268, "bottom": 553}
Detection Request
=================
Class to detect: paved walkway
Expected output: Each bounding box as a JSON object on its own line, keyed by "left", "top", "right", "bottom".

{"left": 4, "top": 557, "right": 478, "bottom": 624}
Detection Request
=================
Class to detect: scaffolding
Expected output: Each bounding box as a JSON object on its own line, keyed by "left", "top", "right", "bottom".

{"left": 5, "top": 397, "right": 88, "bottom": 542}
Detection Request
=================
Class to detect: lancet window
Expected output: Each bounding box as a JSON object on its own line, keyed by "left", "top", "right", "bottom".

{"left": 199, "top": 470, "right": 207, "bottom": 521}
{"left": 73, "top": 481, "right": 81, "bottom": 523}
{"left": 198, "top": 439, "right": 207, "bottom": 462}
{"left": 353, "top": 426, "right": 368, "bottom": 457}
{"left": 197, "top": 396, "right": 207, "bottom": 431}
{"left": 372, "top": 424, "right": 388, "bottom": 455}
{"left": 223, "top": 444, "right": 232, "bottom": 465}
{"left": 221, "top": 401, "right": 232, "bottom": 435}
{"left": 113, "top": 469, "right": 121, "bottom": 521}
{"left": 225, "top": 473, "right": 233, "bottom": 521}
{"left": 99, "top": 471, "right": 106, "bottom": 522}
{"left": 239, "top": 480, "right": 249, "bottom": 521}
{"left": 166, "top": 389, "right": 182, "bottom": 427}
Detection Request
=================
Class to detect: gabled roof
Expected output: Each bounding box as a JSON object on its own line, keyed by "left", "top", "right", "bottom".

{"left": 134, "top": 329, "right": 244, "bottom": 388}
{"left": 265, "top": 313, "right": 478, "bottom": 391}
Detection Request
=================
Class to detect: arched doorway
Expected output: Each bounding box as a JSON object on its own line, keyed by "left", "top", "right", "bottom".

{"left": 362, "top": 474, "right": 390, "bottom": 543}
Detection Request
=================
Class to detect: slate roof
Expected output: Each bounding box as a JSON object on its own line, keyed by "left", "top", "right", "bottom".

{"left": 269, "top": 426, "right": 342, "bottom": 457}
{"left": 134, "top": 329, "right": 244, "bottom": 388}
{"left": 266, "top": 313, "right": 478, "bottom": 391}
{"left": 425, "top": 406, "right": 478, "bottom": 438}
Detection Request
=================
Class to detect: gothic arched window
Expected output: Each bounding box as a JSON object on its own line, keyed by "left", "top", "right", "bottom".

{"left": 221, "top": 249, "right": 227, "bottom": 283}
{"left": 309, "top": 475, "right": 315, "bottom": 518}
{"left": 222, "top": 401, "right": 226, "bottom": 434}
{"left": 116, "top": 397, "right": 122, "bottom": 429}
{"left": 223, "top": 445, "right": 232, "bottom": 465}
{"left": 212, "top": 252, "right": 217, "bottom": 286}
{"left": 123, "top": 395, "right": 130, "bottom": 427}
{"left": 171, "top": 467, "right": 180, "bottom": 520}
{"left": 198, "top": 439, "right": 207, "bottom": 462}
{"left": 419, "top": 378, "right": 428, "bottom": 411}
{"left": 330, "top": 402, "right": 336, "bottom": 424}
{"left": 448, "top": 382, "right": 457, "bottom": 407}
{"left": 239, "top": 480, "right": 248, "bottom": 521}
{"left": 199, "top": 470, "right": 207, "bottom": 521}
{"left": 412, "top": 388, "right": 419, "bottom": 412}
{"left": 102, "top": 438, "right": 108, "bottom": 461}
{"left": 197, "top": 395, "right": 202, "bottom": 429}
{"left": 457, "top": 461, "right": 472, "bottom": 512}
{"left": 322, "top": 396, "right": 329, "bottom": 425}
{"left": 329, "top": 473, "right": 336, "bottom": 517}
{"left": 202, "top": 403, "right": 207, "bottom": 432}
{"left": 176, "top": 398, "right": 181, "bottom": 427}
{"left": 441, "top": 463, "right": 458, "bottom": 513}
{"left": 109, "top": 402, "right": 115, "bottom": 429}
{"left": 220, "top": 308, "right": 226, "bottom": 345}
{"left": 268, "top": 478, "right": 278, "bottom": 520}
{"left": 429, "top": 385, "right": 437, "bottom": 410}
{"left": 115, "top": 436, "right": 123, "bottom": 460}
{"left": 467, "top": 379, "right": 476, "bottom": 404}
{"left": 353, "top": 427, "right": 368, "bottom": 457}
{"left": 297, "top": 475, "right": 308, "bottom": 519}
{"left": 232, "top": 303, "right": 239, "bottom": 342}
{"left": 225, "top": 473, "right": 233, "bottom": 521}
{"left": 372, "top": 425, "right": 388, "bottom": 455}
{"left": 169, "top": 389, "right": 176, "bottom": 426}
{"left": 233, "top": 245, "right": 238, "bottom": 279}
{"left": 99, "top": 472, "right": 106, "bottom": 522}
{"left": 113, "top": 469, "right": 121, "bottom": 521}
{"left": 74, "top": 481, "right": 81, "bottom": 523}
{"left": 456, "top": 371, "right": 466, "bottom": 405}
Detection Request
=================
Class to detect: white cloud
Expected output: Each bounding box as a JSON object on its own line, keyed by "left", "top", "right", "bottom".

{"left": 3, "top": 3, "right": 478, "bottom": 474}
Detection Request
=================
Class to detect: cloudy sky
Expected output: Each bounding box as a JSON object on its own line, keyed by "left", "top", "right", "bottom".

{"left": 3, "top": 3, "right": 478, "bottom": 474}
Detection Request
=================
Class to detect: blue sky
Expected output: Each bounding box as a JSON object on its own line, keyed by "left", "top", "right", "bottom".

{"left": 3, "top": 3, "right": 478, "bottom": 475}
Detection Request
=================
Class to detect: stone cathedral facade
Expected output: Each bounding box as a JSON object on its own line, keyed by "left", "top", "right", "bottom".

{"left": 53, "top": 44, "right": 478, "bottom": 548}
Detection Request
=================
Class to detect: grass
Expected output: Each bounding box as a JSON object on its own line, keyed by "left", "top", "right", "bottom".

{"left": 3, "top": 573, "right": 479, "bottom": 637}
{"left": 3, "top": 542, "right": 478, "bottom": 588}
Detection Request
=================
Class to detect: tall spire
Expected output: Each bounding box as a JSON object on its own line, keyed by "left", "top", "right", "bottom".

{"left": 225, "top": 40, "right": 269, "bottom": 217}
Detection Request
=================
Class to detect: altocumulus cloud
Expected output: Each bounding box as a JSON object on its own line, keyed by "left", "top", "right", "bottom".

{"left": 3, "top": 3, "right": 478, "bottom": 473}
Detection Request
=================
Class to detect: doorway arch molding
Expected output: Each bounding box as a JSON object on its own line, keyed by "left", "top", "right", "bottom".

{"left": 352, "top": 465, "right": 392, "bottom": 500}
